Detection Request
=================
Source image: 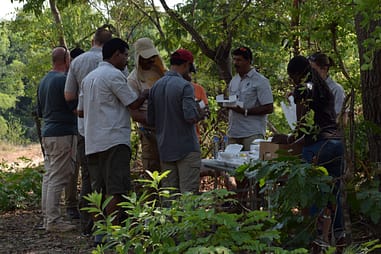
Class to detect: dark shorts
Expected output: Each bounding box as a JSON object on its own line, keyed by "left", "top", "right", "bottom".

{"left": 87, "top": 144, "right": 131, "bottom": 195}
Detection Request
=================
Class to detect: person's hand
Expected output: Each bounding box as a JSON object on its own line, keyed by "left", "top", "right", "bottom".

{"left": 272, "top": 134, "right": 289, "bottom": 144}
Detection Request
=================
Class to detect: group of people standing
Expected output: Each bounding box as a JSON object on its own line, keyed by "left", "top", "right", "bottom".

{"left": 36, "top": 26, "right": 345, "bottom": 251}
{"left": 36, "top": 29, "right": 207, "bottom": 244}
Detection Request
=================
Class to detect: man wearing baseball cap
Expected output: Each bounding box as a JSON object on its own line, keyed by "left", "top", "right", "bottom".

{"left": 127, "top": 38, "right": 166, "bottom": 173}
{"left": 147, "top": 48, "right": 204, "bottom": 195}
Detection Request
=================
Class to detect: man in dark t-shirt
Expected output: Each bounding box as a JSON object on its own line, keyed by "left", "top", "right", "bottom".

{"left": 274, "top": 56, "right": 345, "bottom": 251}
{"left": 37, "top": 46, "right": 77, "bottom": 233}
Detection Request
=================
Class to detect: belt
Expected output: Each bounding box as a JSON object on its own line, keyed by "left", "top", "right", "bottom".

{"left": 138, "top": 125, "right": 155, "bottom": 131}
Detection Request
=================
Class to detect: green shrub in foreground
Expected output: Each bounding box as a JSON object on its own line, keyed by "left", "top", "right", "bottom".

{"left": 84, "top": 170, "right": 307, "bottom": 254}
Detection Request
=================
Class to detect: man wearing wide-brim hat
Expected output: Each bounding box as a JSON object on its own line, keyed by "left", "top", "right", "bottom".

{"left": 127, "top": 38, "right": 167, "bottom": 172}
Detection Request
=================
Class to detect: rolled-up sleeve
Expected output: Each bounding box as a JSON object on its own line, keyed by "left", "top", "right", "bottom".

{"left": 147, "top": 88, "right": 155, "bottom": 126}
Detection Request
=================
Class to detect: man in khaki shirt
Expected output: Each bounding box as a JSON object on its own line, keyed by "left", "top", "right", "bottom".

{"left": 127, "top": 38, "right": 166, "bottom": 172}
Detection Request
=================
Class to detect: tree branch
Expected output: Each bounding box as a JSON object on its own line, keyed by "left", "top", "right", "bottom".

{"left": 49, "top": 0, "right": 66, "bottom": 47}
{"left": 330, "top": 22, "right": 352, "bottom": 82}
{"left": 129, "top": 0, "right": 166, "bottom": 40}
{"left": 158, "top": 0, "right": 215, "bottom": 59}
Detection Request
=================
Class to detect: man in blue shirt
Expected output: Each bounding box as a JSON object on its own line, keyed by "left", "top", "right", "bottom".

{"left": 147, "top": 49, "right": 204, "bottom": 195}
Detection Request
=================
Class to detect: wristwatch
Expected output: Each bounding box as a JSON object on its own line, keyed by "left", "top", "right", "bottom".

{"left": 244, "top": 109, "right": 248, "bottom": 117}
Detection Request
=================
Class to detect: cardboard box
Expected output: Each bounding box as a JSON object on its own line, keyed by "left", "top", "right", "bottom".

{"left": 259, "top": 142, "right": 302, "bottom": 160}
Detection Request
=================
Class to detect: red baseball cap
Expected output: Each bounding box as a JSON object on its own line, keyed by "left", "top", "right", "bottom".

{"left": 171, "top": 48, "right": 194, "bottom": 63}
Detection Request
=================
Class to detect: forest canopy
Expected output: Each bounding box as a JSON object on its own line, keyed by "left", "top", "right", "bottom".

{"left": 0, "top": 0, "right": 380, "bottom": 167}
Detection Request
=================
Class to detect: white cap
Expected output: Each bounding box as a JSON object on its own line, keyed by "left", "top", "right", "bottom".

{"left": 134, "top": 37, "right": 159, "bottom": 60}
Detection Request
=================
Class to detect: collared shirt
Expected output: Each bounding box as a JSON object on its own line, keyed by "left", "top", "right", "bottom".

{"left": 147, "top": 70, "right": 200, "bottom": 162}
{"left": 65, "top": 47, "right": 103, "bottom": 136}
{"left": 227, "top": 68, "right": 273, "bottom": 138}
{"left": 78, "top": 61, "right": 138, "bottom": 155}
{"left": 325, "top": 77, "right": 345, "bottom": 115}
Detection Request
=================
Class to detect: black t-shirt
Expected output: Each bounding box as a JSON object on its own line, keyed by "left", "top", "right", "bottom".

{"left": 37, "top": 71, "right": 77, "bottom": 137}
{"left": 293, "top": 80, "right": 341, "bottom": 145}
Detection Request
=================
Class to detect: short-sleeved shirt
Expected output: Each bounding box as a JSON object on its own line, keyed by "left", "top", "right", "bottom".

{"left": 37, "top": 71, "right": 77, "bottom": 137}
{"left": 227, "top": 68, "right": 273, "bottom": 138}
{"left": 193, "top": 82, "right": 208, "bottom": 138}
{"left": 326, "top": 77, "right": 345, "bottom": 115}
{"left": 65, "top": 47, "right": 103, "bottom": 136}
{"left": 193, "top": 82, "right": 208, "bottom": 105}
{"left": 147, "top": 71, "right": 200, "bottom": 162}
{"left": 78, "top": 61, "right": 138, "bottom": 155}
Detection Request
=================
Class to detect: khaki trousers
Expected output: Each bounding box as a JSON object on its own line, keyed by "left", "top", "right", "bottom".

{"left": 228, "top": 134, "right": 264, "bottom": 151}
{"left": 41, "top": 135, "right": 77, "bottom": 225}
{"left": 139, "top": 128, "right": 161, "bottom": 172}
{"left": 161, "top": 151, "right": 201, "bottom": 194}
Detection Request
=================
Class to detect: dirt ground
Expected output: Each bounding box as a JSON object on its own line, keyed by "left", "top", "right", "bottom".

{"left": 0, "top": 143, "right": 93, "bottom": 253}
{"left": 0, "top": 209, "right": 94, "bottom": 253}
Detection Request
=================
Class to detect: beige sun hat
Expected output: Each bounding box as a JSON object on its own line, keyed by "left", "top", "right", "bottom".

{"left": 134, "top": 37, "right": 159, "bottom": 60}
{"left": 133, "top": 37, "right": 167, "bottom": 84}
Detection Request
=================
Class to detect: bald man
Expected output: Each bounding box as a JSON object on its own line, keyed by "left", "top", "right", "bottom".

{"left": 37, "top": 46, "right": 77, "bottom": 232}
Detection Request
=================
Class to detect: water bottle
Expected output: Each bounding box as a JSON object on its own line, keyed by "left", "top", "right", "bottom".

{"left": 250, "top": 140, "right": 260, "bottom": 160}
{"left": 213, "top": 136, "right": 220, "bottom": 159}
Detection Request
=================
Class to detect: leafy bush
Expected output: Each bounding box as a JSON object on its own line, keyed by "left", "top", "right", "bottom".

{"left": 3, "top": 116, "right": 29, "bottom": 145}
{"left": 0, "top": 161, "right": 42, "bottom": 211}
{"left": 84, "top": 170, "right": 307, "bottom": 254}
{"left": 346, "top": 178, "right": 381, "bottom": 225}
{"left": 235, "top": 156, "right": 335, "bottom": 247}
{"left": 342, "top": 240, "right": 381, "bottom": 254}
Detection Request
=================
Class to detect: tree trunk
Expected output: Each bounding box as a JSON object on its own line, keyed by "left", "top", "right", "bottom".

{"left": 355, "top": 14, "right": 381, "bottom": 165}
{"left": 214, "top": 41, "right": 232, "bottom": 87}
{"left": 49, "top": 0, "right": 67, "bottom": 47}
{"left": 291, "top": 0, "right": 301, "bottom": 56}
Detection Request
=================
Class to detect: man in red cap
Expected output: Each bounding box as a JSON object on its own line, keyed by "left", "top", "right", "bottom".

{"left": 147, "top": 49, "right": 204, "bottom": 196}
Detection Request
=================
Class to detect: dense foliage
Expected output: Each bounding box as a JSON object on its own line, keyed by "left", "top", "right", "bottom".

{"left": 0, "top": 0, "right": 378, "bottom": 158}
{"left": 1, "top": 0, "right": 378, "bottom": 159}
{"left": 84, "top": 170, "right": 308, "bottom": 253}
